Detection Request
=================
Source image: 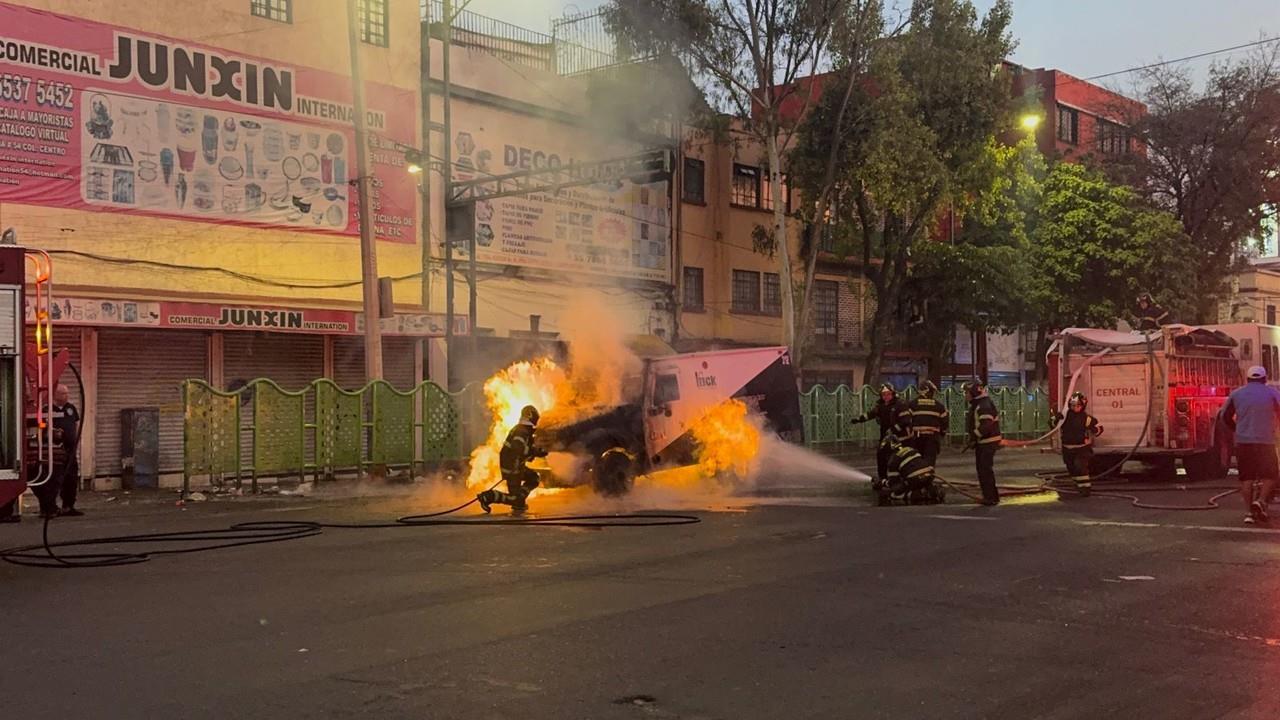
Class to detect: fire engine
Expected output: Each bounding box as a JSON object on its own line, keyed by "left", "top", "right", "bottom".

{"left": 539, "top": 346, "right": 804, "bottom": 495}
{"left": 1047, "top": 324, "right": 1257, "bottom": 481}
{"left": 0, "top": 239, "right": 63, "bottom": 519}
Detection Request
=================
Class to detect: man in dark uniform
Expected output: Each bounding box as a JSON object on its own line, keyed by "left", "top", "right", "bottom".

{"left": 851, "top": 383, "right": 909, "bottom": 483}
{"left": 1052, "top": 391, "right": 1103, "bottom": 497}
{"left": 1135, "top": 293, "right": 1169, "bottom": 332}
{"left": 53, "top": 384, "right": 83, "bottom": 516}
{"left": 903, "top": 380, "right": 949, "bottom": 470}
{"left": 964, "top": 381, "right": 1002, "bottom": 505}
{"left": 477, "top": 405, "right": 547, "bottom": 516}
{"left": 873, "top": 434, "right": 945, "bottom": 506}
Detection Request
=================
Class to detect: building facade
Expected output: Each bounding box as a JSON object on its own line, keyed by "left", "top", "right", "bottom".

{"left": 1, "top": 0, "right": 431, "bottom": 486}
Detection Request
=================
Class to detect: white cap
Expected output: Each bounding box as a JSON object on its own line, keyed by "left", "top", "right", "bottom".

{"left": 1248, "top": 365, "right": 1267, "bottom": 380}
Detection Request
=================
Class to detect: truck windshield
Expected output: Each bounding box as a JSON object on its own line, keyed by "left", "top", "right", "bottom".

{"left": 653, "top": 373, "right": 680, "bottom": 404}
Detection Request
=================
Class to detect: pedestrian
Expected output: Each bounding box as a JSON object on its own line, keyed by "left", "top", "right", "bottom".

{"left": 1052, "top": 391, "right": 1103, "bottom": 497}
{"left": 477, "top": 405, "right": 547, "bottom": 516}
{"left": 964, "top": 380, "right": 1002, "bottom": 505}
{"left": 1221, "top": 366, "right": 1280, "bottom": 525}
{"left": 904, "top": 380, "right": 949, "bottom": 470}
{"left": 1135, "top": 292, "right": 1170, "bottom": 332}
{"left": 53, "top": 384, "right": 83, "bottom": 517}
{"left": 851, "top": 383, "right": 909, "bottom": 483}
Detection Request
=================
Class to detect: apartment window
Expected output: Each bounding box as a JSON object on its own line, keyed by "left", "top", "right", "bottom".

{"left": 358, "top": 0, "right": 389, "bottom": 47}
{"left": 761, "top": 174, "right": 789, "bottom": 212}
{"left": 683, "top": 267, "right": 704, "bottom": 311}
{"left": 250, "top": 0, "right": 291, "bottom": 22}
{"left": 1269, "top": 304, "right": 1277, "bottom": 326}
{"left": 683, "top": 157, "right": 705, "bottom": 204}
{"left": 731, "top": 164, "right": 760, "bottom": 208}
{"left": 1056, "top": 104, "right": 1079, "bottom": 144}
{"left": 762, "top": 273, "right": 783, "bottom": 316}
{"left": 1098, "top": 118, "right": 1129, "bottom": 154}
{"left": 732, "top": 269, "right": 762, "bottom": 313}
{"left": 813, "top": 279, "right": 839, "bottom": 342}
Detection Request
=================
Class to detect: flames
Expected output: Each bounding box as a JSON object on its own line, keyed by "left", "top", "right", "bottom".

{"left": 689, "top": 399, "right": 762, "bottom": 479}
{"left": 465, "top": 359, "right": 565, "bottom": 491}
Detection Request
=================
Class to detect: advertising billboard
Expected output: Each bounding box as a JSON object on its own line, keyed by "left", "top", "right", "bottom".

{"left": 0, "top": 2, "right": 418, "bottom": 242}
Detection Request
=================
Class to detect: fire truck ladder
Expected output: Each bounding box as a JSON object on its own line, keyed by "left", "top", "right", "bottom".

{"left": 26, "top": 249, "right": 54, "bottom": 488}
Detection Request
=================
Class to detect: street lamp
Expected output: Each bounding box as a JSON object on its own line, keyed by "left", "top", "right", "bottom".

{"left": 1020, "top": 114, "right": 1042, "bottom": 132}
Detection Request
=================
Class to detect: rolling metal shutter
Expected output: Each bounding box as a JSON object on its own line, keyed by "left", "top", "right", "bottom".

{"left": 96, "top": 329, "right": 207, "bottom": 477}
{"left": 223, "top": 332, "right": 324, "bottom": 391}
{"left": 333, "top": 336, "right": 420, "bottom": 391}
{"left": 50, "top": 328, "right": 84, "bottom": 478}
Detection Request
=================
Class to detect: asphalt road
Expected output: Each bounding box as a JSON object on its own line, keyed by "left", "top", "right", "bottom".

{"left": 2, "top": 450, "right": 1278, "bottom": 719}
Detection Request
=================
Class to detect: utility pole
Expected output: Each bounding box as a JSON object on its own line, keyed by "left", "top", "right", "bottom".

{"left": 441, "top": 0, "right": 455, "bottom": 382}
{"left": 347, "top": 0, "right": 383, "bottom": 380}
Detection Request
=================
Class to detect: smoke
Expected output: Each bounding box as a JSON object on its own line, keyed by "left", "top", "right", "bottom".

{"left": 549, "top": 291, "right": 644, "bottom": 419}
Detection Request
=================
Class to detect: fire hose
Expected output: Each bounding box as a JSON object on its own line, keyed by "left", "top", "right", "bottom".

{"left": 1, "top": 363, "right": 701, "bottom": 569}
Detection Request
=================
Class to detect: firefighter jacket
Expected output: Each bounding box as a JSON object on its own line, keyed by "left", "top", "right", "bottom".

{"left": 966, "top": 396, "right": 1002, "bottom": 445}
{"left": 1136, "top": 302, "right": 1169, "bottom": 331}
{"left": 905, "top": 397, "right": 949, "bottom": 437}
{"left": 1054, "top": 409, "right": 1102, "bottom": 449}
{"left": 852, "top": 398, "right": 908, "bottom": 438}
{"left": 499, "top": 421, "right": 544, "bottom": 476}
{"left": 888, "top": 443, "right": 933, "bottom": 485}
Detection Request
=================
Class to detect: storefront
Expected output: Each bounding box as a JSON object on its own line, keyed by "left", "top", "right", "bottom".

{"left": 30, "top": 297, "right": 462, "bottom": 487}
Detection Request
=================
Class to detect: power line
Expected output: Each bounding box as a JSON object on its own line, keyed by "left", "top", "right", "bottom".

{"left": 1058, "top": 36, "right": 1280, "bottom": 87}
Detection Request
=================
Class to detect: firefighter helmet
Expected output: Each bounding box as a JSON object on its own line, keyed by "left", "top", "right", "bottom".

{"left": 963, "top": 380, "right": 987, "bottom": 400}
{"left": 918, "top": 380, "right": 938, "bottom": 398}
{"left": 520, "top": 405, "right": 541, "bottom": 426}
{"left": 1068, "top": 391, "right": 1087, "bottom": 410}
{"left": 880, "top": 433, "right": 902, "bottom": 450}
{"left": 1137, "top": 292, "right": 1152, "bottom": 305}
{"left": 879, "top": 383, "right": 896, "bottom": 399}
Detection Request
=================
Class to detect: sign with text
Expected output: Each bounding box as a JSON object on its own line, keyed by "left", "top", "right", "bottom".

{"left": 451, "top": 105, "right": 671, "bottom": 282}
{"left": 0, "top": 2, "right": 417, "bottom": 242}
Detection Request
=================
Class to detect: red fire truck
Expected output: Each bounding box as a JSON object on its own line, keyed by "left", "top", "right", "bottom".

{"left": 0, "top": 240, "right": 62, "bottom": 519}
{"left": 1046, "top": 325, "right": 1252, "bottom": 481}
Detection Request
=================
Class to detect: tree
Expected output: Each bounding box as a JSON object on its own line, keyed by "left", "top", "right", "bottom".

{"left": 604, "top": 0, "right": 844, "bottom": 364}
{"left": 906, "top": 138, "right": 1043, "bottom": 379}
{"left": 790, "top": 0, "right": 1013, "bottom": 384}
{"left": 1031, "top": 162, "right": 1197, "bottom": 334}
{"left": 1106, "top": 43, "right": 1280, "bottom": 321}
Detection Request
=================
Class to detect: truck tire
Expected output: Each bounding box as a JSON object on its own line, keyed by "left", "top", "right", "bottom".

{"left": 592, "top": 448, "right": 635, "bottom": 497}
{"left": 1183, "top": 437, "right": 1230, "bottom": 482}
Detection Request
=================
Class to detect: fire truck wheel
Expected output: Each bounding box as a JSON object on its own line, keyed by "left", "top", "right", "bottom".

{"left": 592, "top": 448, "right": 636, "bottom": 497}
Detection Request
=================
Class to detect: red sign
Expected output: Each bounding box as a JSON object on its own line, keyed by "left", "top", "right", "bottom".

{"left": 0, "top": 2, "right": 418, "bottom": 242}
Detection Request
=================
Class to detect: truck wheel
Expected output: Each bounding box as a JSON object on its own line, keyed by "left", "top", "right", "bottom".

{"left": 592, "top": 448, "right": 635, "bottom": 497}
{"left": 1183, "top": 438, "right": 1229, "bottom": 482}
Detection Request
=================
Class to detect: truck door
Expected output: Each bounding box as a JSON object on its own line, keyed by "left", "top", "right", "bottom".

{"left": 1088, "top": 362, "right": 1153, "bottom": 450}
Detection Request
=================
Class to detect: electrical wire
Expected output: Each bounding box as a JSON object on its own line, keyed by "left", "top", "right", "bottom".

{"left": 47, "top": 250, "right": 424, "bottom": 290}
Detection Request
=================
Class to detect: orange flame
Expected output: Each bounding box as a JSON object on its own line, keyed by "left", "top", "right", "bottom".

{"left": 465, "top": 359, "right": 565, "bottom": 491}
{"left": 689, "top": 399, "right": 761, "bottom": 479}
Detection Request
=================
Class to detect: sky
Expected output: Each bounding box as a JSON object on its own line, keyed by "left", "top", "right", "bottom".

{"left": 462, "top": 0, "right": 1280, "bottom": 90}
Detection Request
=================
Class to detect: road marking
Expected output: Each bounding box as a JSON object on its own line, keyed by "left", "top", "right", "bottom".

{"left": 927, "top": 514, "right": 1000, "bottom": 521}
{"left": 1074, "top": 519, "right": 1280, "bottom": 535}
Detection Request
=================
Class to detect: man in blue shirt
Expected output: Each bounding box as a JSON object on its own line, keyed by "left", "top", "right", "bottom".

{"left": 1222, "top": 366, "right": 1280, "bottom": 524}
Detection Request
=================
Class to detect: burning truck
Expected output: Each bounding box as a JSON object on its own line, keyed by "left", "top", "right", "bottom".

{"left": 467, "top": 346, "right": 804, "bottom": 497}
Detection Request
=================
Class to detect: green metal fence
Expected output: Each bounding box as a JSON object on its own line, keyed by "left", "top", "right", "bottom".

{"left": 800, "top": 385, "right": 1051, "bottom": 449}
{"left": 183, "top": 378, "right": 487, "bottom": 494}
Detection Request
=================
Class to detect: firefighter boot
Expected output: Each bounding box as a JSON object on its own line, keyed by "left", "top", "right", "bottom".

{"left": 476, "top": 490, "right": 494, "bottom": 514}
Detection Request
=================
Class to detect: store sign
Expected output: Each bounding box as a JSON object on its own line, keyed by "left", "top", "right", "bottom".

{"left": 452, "top": 106, "right": 671, "bottom": 283}
{"left": 28, "top": 297, "right": 463, "bottom": 337}
{"left": 0, "top": 2, "right": 417, "bottom": 242}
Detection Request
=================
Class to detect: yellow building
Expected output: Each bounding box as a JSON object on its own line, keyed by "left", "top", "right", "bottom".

{"left": 0, "top": 0, "right": 426, "bottom": 485}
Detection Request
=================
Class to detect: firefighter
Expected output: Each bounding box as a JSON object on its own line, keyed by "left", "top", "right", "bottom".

{"left": 851, "top": 383, "right": 909, "bottom": 482}
{"left": 477, "top": 405, "right": 547, "bottom": 516}
{"left": 873, "top": 434, "right": 945, "bottom": 506}
{"left": 1052, "top": 391, "right": 1104, "bottom": 497}
{"left": 904, "top": 380, "right": 949, "bottom": 470}
{"left": 964, "top": 380, "right": 1002, "bottom": 505}
{"left": 1135, "top": 292, "right": 1170, "bottom": 332}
